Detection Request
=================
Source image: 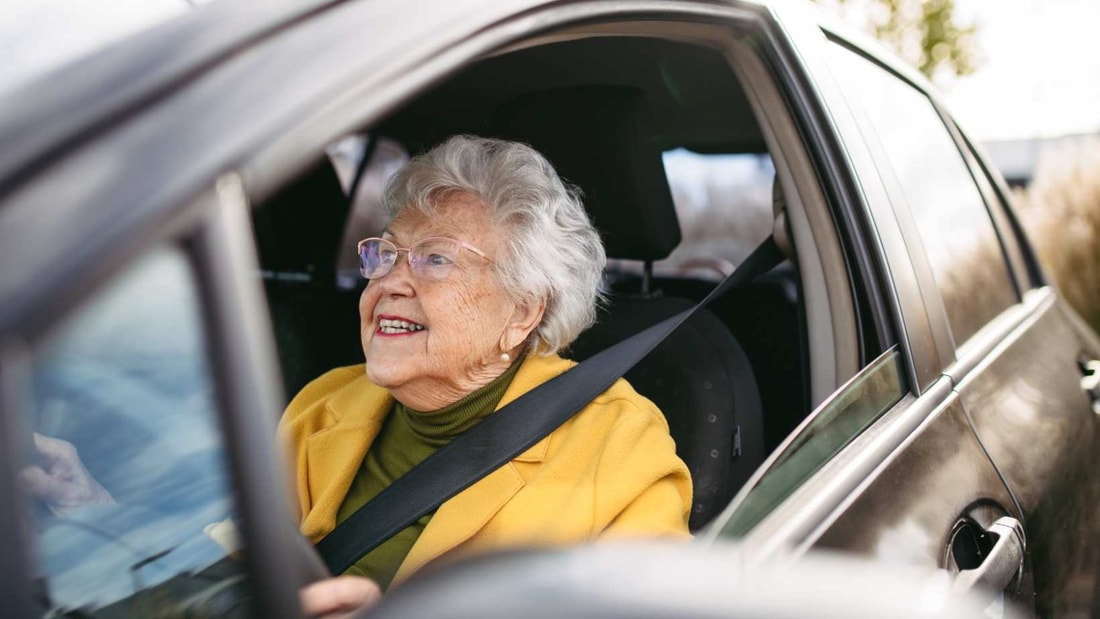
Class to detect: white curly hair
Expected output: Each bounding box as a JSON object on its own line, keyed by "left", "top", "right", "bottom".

{"left": 382, "top": 135, "right": 606, "bottom": 354}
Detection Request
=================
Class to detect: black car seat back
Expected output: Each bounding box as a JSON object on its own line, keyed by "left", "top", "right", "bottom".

{"left": 492, "top": 86, "right": 766, "bottom": 529}
{"left": 253, "top": 161, "right": 364, "bottom": 398}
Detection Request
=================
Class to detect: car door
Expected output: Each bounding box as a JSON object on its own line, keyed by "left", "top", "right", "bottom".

{"left": 705, "top": 7, "right": 1038, "bottom": 611}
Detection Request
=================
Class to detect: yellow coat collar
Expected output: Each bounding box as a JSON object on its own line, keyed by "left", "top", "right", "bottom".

{"left": 300, "top": 353, "right": 574, "bottom": 582}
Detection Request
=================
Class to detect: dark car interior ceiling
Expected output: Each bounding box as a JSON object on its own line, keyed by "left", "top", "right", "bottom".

{"left": 380, "top": 37, "right": 766, "bottom": 154}
{"left": 254, "top": 35, "right": 808, "bottom": 526}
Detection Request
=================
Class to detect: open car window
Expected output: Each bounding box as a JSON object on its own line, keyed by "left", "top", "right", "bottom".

{"left": 17, "top": 246, "right": 251, "bottom": 616}
{"left": 250, "top": 25, "right": 874, "bottom": 539}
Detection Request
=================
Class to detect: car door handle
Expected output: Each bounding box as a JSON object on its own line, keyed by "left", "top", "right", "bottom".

{"left": 1078, "top": 357, "right": 1100, "bottom": 413}
{"left": 952, "top": 516, "right": 1025, "bottom": 596}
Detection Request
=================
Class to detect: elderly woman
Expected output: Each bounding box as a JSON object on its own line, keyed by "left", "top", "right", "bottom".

{"left": 282, "top": 135, "right": 691, "bottom": 615}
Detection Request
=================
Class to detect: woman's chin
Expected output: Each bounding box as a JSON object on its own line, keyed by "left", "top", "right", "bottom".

{"left": 364, "top": 353, "right": 421, "bottom": 389}
{"left": 364, "top": 363, "right": 400, "bottom": 388}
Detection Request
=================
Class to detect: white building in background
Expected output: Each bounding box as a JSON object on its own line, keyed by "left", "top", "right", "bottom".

{"left": 984, "top": 132, "right": 1100, "bottom": 187}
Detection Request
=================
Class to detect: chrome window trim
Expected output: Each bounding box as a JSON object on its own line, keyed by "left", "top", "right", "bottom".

{"left": 947, "top": 286, "right": 1056, "bottom": 386}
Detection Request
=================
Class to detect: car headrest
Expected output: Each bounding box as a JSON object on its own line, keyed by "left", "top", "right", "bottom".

{"left": 253, "top": 159, "right": 348, "bottom": 287}
{"left": 490, "top": 86, "right": 681, "bottom": 261}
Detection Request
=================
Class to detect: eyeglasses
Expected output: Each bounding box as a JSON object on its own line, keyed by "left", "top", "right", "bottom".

{"left": 357, "top": 236, "right": 492, "bottom": 280}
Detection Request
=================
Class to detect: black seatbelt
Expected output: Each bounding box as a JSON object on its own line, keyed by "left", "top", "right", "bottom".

{"left": 315, "top": 236, "right": 784, "bottom": 575}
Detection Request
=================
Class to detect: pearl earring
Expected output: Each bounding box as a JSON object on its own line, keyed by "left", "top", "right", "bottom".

{"left": 501, "top": 352, "right": 511, "bottom": 362}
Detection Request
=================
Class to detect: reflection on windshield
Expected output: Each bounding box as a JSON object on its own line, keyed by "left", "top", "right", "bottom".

{"left": 22, "top": 248, "right": 248, "bottom": 615}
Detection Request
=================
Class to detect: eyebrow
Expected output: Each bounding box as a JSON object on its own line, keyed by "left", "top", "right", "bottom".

{"left": 380, "top": 229, "right": 462, "bottom": 245}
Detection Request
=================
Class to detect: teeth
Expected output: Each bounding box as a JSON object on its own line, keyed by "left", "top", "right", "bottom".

{"left": 378, "top": 318, "right": 424, "bottom": 333}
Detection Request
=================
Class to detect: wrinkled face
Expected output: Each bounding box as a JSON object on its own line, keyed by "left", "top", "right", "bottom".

{"left": 359, "top": 193, "right": 520, "bottom": 404}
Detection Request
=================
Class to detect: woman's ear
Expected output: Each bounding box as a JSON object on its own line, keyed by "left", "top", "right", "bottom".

{"left": 502, "top": 299, "right": 546, "bottom": 352}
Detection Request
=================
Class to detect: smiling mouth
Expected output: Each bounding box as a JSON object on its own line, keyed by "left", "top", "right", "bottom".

{"left": 377, "top": 317, "right": 426, "bottom": 335}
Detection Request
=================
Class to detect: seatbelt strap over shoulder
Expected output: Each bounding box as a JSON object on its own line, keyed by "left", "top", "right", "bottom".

{"left": 315, "top": 236, "right": 785, "bottom": 575}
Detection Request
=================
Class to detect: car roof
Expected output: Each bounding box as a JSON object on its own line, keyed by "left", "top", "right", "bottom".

{"left": 0, "top": 0, "right": 335, "bottom": 195}
{"left": 0, "top": 0, "right": 803, "bottom": 197}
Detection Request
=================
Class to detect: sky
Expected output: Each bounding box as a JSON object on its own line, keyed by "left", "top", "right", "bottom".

{"left": 1, "top": 0, "right": 1098, "bottom": 141}
{"left": 944, "top": 0, "right": 1100, "bottom": 141}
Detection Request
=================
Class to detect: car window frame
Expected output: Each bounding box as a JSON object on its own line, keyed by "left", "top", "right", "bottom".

{"left": 247, "top": 6, "right": 929, "bottom": 563}
{"left": 0, "top": 343, "right": 39, "bottom": 619}
{"left": 770, "top": 12, "right": 942, "bottom": 395}
{"left": 719, "top": 30, "right": 867, "bottom": 406}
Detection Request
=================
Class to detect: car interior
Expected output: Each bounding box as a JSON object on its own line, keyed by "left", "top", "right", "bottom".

{"left": 251, "top": 26, "right": 861, "bottom": 531}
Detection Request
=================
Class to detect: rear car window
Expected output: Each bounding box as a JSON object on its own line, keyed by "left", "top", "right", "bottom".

{"left": 17, "top": 247, "right": 251, "bottom": 615}
{"left": 826, "top": 43, "right": 1017, "bottom": 347}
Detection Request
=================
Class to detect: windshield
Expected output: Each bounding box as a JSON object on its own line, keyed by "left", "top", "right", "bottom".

{"left": 19, "top": 247, "right": 252, "bottom": 615}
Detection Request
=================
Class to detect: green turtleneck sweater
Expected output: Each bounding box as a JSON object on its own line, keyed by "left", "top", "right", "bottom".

{"left": 334, "top": 359, "right": 523, "bottom": 589}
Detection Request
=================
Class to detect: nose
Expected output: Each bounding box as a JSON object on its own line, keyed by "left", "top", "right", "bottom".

{"left": 373, "top": 252, "right": 416, "bottom": 295}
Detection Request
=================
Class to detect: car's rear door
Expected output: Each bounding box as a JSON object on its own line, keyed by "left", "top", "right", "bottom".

{"left": 942, "top": 141, "right": 1100, "bottom": 616}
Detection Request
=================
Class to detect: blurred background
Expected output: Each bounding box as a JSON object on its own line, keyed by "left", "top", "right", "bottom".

{"left": 3, "top": 0, "right": 1098, "bottom": 327}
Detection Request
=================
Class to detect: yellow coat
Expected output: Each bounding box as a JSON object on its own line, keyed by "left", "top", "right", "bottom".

{"left": 278, "top": 353, "right": 692, "bottom": 585}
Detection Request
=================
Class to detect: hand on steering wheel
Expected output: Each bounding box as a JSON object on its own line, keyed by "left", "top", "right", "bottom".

{"left": 299, "top": 575, "right": 382, "bottom": 619}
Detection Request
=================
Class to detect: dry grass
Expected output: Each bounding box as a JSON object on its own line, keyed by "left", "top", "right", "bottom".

{"left": 1013, "top": 138, "right": 1100, "bottom": 330}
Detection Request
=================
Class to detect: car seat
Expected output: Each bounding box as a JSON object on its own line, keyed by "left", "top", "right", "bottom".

{"left": 492, "top": 86, "right": 766, "bottom": 529}
{"left": 252, "top": 161, "right": 364, "bottom": 399}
